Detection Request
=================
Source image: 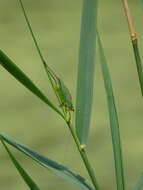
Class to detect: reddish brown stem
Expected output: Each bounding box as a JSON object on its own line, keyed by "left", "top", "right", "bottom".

{"left": 122, "top": 0, "right": 137, "bottom": 41}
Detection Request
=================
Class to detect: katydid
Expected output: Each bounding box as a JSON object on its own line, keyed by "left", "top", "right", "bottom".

{"left": 44, "top": 61, "right": 74, "bottom": 112}
{"left": 17, "top": 0, "right": 74, "bottom": 113}
{"left": 55, "top": 78, "right": 74, "bottom": 112}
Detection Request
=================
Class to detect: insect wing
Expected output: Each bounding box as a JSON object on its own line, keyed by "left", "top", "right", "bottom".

{"left": 59, "top": 79, "right": 74, "bottom": 111}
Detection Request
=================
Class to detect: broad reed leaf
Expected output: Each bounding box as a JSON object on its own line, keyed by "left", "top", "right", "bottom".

{"left": 75, "top": 0, "right": 98, "bottom": 146}
{"left": 0, "top": 133, "right": 94, "bottom": 190}
{"left": 134, "top": 173, "right": 143, "bottom": 190}
{"left": 1, "top": 140, "right": 40, "bottom": 190}
{"left": 97, "top": 33, "right": 125, "bottom": 190}
{"left": 132, "top": 40, "right": 143, "bottom": 97}
{"left": 0, "top": 50, "right": 63, "bottom": 118}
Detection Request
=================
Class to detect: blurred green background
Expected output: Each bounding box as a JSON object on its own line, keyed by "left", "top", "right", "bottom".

{"left": 0, "top": 0, "right": 143, "bottom": 189}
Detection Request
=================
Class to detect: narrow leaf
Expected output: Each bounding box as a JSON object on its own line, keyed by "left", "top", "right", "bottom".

{"left": 97, "top": 33, "right": 125, "bottom": 190}
{"left": 0, "top": 49, "right": 63, "bottom": 118}
{"left": 132, "top": 40, "right": 143, "bottom": 97}
{"left": 75, "top": 0, "right": 98, "bottom": 146}
{"left": 134, "top": 173, "right": 143, "bottom": 190}
{"left": 0, "top": 133, "right": 94, "bottom": 190}
{"left": 1, "top": 140, "right": 40, "bottom": 190}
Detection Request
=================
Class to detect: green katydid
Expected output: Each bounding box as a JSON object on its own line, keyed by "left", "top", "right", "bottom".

{"left": 18, "top": 0, "right": 74, "bottom": 113}
{"left": 55, "top": 77, "right": 74, "bottom": 112}
{"left": 43, "top": 61, "right": 74, "bottom": 112}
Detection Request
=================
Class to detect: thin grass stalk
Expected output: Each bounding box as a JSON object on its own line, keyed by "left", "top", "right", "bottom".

{"left": 97, "top": 33, "right": 125, "bottom": 190}
{"left": 18, "top": 1, "right": 98, "bottom": 189}
{"left": 18, "top": 0, "right": 67, "bottom": 117}
{"left": 67, "top": 121, "right": 99, "bottom": 190}
{"left": 121, "top": 0, "right": 143, "bottom": 96}
{"left": 18, "top": 0, "right": 53, "bottom": 86}
{"left": 18, "top": 0, "right": 44, "bottom": 64}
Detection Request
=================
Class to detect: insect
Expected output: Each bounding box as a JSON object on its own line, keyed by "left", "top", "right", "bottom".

{"left": 55, "top": 78, "right": 74, "bottom": 112}
{"left": 44, "top": 62, "right": 74, "bottom": 112}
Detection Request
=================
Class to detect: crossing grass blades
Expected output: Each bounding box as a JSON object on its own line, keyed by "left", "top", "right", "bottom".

{"left": 0, "top": 0, "right": 143, "bottom": 190}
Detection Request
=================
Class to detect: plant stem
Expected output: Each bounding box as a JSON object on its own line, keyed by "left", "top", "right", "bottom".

{"left": 18, "top": 0, "right": 67, "bottom": 117}
{"left": 67, "top": 121, "right": 99, "bottom": 190}
{"left": 19, "top": 0, "right": 98, "bottom": 188}
{"left": 121, "top": 0, "right": 143, "bottom": 96}
{"left": 19, "top": 0, "right": 44, "bottom": 63}
{"left": 122, "top": 0, "right": 136, "bottom": 41}
{"left": 132, "top": 39, "right": 143, "bottom": 96}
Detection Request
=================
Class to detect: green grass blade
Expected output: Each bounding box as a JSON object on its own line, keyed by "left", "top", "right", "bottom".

{"left": 132, "top": 40, "right": 143, "bottom": 97}
{"left": 97, "top": 33, "right": 125, "bottom": 190}
{"left": 0, "top": 133, "right": 94, "bottom": 190}
{"left": 75, "top": 0, "right": 98, "bottom": 146}
{"left": 1, "top": 140, "right": 40, "bottom": 190}
{"left": 0, "top": 49, "right": 63, "bottom": 118}
{"left": 134, "top": 173, "right": 143, "bottom": 190}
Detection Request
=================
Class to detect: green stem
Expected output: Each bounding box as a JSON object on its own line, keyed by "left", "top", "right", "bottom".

{"left": 19, "top": 0, "right": 44, "bottom": 63}
{"left": 67, "top": 121, "right": 99, "bottom": 190}
{"left": 19, "top": 0, "right": 98, "bottom": 188}
{"left": 18, "top": 0, "right": 67, "bottom": 117}
{"left": 132, "top": 39, "right": 143, "bottom": 97}
{"left": 121, "top": 0, "right": 143, "bottom": 97}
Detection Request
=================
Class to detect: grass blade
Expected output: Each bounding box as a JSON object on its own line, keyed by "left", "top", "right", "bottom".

{"left": 0, "top": 49, "right": 63, "bottom": 118}
{"left": 134, "top": 173, "right": 143, "bottom": 190}
{"left": 0, "top": 133, "right": 94, "bottom": 190}
{"left": 1, "top": 140, "right": 40, "bottom": 190}
{"left": 75, "top": 0, "right": 98, "bottom": 147}
{"left": 132, "top": 40, "right": 143, "bottom": 96}
{"left": 97, "top": 33, "right": 125, "bottom": 190}
{"left": 17, "top": 1, "right": 98, "bottom": 189}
